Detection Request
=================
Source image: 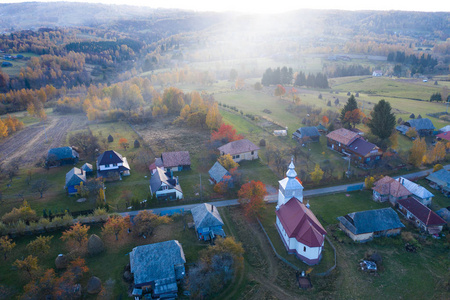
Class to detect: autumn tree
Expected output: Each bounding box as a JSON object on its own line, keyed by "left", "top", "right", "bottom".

{"left": 322, "top": 115, "right": 329, "bottom": 126}
{"left": 218, "top": 154, "right": 239, "bottom": 170}
{"left": 133, "top": 210, "right": 171, "bottom": 237}
{"left": 61, "top": 222, "right": 90, "bottom": 248}
{"left": 211, "top": 124, "right": 243, "bottom": 144}
{"left": 102, "top": 215, "right": 130, "bottom": 241}
{"left": 406, "top": 127, "right": 418, "bottom": 139}
{"left": 1, "top": 200, "right": 38, "bottom": 224}
{"left": 0, "top": 236, "right": 16, "bottom": 260}
{"left": 238, "top": 180, "right": 268, "bottom": 217}
{"left": 310, "top": 164, "right": 324, "bottom": 185}
{"left": 368, "top": 100, "right": 396, "bottom": 140}
{"left": 433, "top": 164, "right": 444, "bottom": 172}
{"left": 119, "top": 138, "right": 129, "bottom": 151}
{"left": 274, "top": 84, "right": 286, "bottom": 99}
{"left": 205, "top": 102, "right": 222, "bottom": 130}
{"left": 0, "top": 119, "right": 8, "bottom": 138}
{"left": 365, "top": 176, "right": 376, "bottom": 190}
{"left": 425, "top": 141, "right": 446, "bottom": 164}
{"left": 344, "top": 108, "right": 363, "bottom": 128}
{"left": 409, "top": 138, "right": 426, "bottom": 167}
{"left": 26, "top": 235, "right": 53, "bottom": 257}
{"left": 68, "top": 130, "right": 100, "bottom": 158}
{"left": 14, "top": 255, "right": 39, "bottom": 278}
{"left": 213, "top": 181, "right": 228, "bottom": 195}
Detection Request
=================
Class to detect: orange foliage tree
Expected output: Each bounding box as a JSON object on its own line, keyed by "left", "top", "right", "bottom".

{"left": 237, "top": 180, "right": 268, "bottom": 217}
{"left": 321, "top": 115, "right": 329, "bottom": 125}
{"left": 61, "top": 222, "right": 90, "bottom": 248}
{"left": 119, "top": 138, "right": 129, "bottom": 151}
{"left": 102, "top": 215, "right": 130, "bottom": 241}
{"left": 211, "top": 124, "right": 243, "bottom": 143}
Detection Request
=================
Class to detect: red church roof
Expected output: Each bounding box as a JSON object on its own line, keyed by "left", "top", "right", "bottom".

{"left": 276, "top": 197, "right": 327, "bottom": 247}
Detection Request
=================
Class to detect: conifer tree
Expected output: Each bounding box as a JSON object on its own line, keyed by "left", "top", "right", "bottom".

{"left": 368, "top": 100, "right": 396, "bottom": 140}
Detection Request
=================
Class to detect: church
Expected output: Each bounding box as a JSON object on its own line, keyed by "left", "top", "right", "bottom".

{"left": 275, "top": 159, "right": 327, "bottom": 265}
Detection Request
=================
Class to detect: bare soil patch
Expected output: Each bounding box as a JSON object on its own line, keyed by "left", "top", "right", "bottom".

{"left": 0, "top": 114, "right": 88, "bottom": 167}
{"left": 133, "top": 117, "right": 210, "bottom": 157}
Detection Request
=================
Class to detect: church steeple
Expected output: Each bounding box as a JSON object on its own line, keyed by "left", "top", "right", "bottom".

{"left": 276, "top": 158, "right": 304, "bottom": 209}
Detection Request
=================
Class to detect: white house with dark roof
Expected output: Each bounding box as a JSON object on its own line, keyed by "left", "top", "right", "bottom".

{"left": 217, "top": 139, "right": 259, "bottom": 162}
{"left": 149, "top": 167, "right": 183, "bottom": 200}
{"left": 96, "top": 150, "right": 130, "bottom": 179}
{"left": 397, "top": 197, "right": 446, "bottom": 235}
{"left": 275, "top": 159, "right": 327, "bottom": 265}
{"left": 191, "top": 203, "right": 225, "bottom": 241}
{"left": 129, "top": 240, "right": 185, "bottom": 297}
{"left": 396, "top": 177, "right": 434, "bottom": 206}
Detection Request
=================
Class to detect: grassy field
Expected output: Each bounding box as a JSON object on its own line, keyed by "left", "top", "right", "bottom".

{"left": 0, "top": 53, "right": 39, "bottom": 76}
{"left": 222, "top": 190, "right": 450, "bottom": 299}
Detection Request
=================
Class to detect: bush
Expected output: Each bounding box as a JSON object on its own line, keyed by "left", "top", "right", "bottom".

{"left": 107, "top": 134, "right": 114, "bottom": 143}
{"left": 259, "top": 139, "right": 266, "bottom": 147}
{"left": 134, "top": 139, "right": 140, "bottom": 148}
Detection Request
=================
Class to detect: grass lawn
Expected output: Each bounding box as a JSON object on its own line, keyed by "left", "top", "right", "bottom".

{"left": 416, "top": 178, "right": 450, "bottom": 210}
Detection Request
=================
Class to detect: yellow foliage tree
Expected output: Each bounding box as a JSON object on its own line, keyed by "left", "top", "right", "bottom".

{"left": 218, "top": 154, "right": 239, "bottom": 170}
{"left": 310, "top": 164, "right": 324, "bottom": 185}
{"left": 0, "top": 119, "right": 8, "bottom": 138}
{"left": 409, "top": 137, "right": 426, "bottom": 167}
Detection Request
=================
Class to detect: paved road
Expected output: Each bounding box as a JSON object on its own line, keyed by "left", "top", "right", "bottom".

{"left": 120, "top": 165, "right": 448, "bottom": 217}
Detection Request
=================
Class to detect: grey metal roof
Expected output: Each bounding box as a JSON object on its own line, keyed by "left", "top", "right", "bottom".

{"left": 297, "top": 126, "right": 320, "bottom": 138}
{"left": 191, "top": 203, "right": 224, "bottom": 230}
{"left": 426, "top": 169, "right": 450, "bottom": 185}
{"left": 65, "top": 167, "right": 86, "bottom": 188}
{"left": 208, "top": 162, "right": 230, "bottom": 183}
{"left": 337, "top": 207, "right": 404, "bottom": 235}
{"left": 396, "top": 125, "right": 409, "bottom": 135}
{"left": 129, "top": 240, "right": 186, "bottom": 287}
{"left": 397, "top": 177, "right": 434, "bottom": 199}
{"left": 149, "top": 167, "right": 182, "bottom": 194}
{"left": 81, "top": 163, "right": 93, "bottom": 172}
{"left": 48, "top": 147, "right": 78, "bottom": 160}
{"left": 404, "top": 118, "right": 435, "bottom": 131}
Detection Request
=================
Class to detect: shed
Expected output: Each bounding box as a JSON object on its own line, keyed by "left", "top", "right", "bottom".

{"left": 65, "top": 167, "right": 86, "bottom": 195}
{"left": 404, "top": 118, "right": 435, "bottom": 136}
{"left": 208, "top": 161, "right": 231, "bottom": 184}
{"left": 292, "top": 126, "right": 320, "bottom": 143}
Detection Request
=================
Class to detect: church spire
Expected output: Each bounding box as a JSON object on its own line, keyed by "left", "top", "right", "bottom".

{"left": 286, "top": 156, "right": 297, "bottom": 178}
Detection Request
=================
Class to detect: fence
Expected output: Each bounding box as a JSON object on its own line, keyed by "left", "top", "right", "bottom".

{"left": 346, "top": 184, "right": 364, "bottom": 192}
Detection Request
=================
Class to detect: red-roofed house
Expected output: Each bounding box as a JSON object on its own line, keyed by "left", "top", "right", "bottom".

{"left": 275, "top": 159, "right": 327, "bottom": 265}
{"left": 372, "top": 176, "right": 411, "bottom": 205}
{"left": 149, "top": 151, "right": 191, "bottom": 174}
{"left": 397, "top": 197, "right": 446, "bottom": 235}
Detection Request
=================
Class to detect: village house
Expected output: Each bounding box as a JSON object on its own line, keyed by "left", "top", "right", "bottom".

{"left": 208, "top": 161, "right": 232, "bottom": 185}
{"left": 436, "top": 131, "right": 450, "bottom": 143}
{"left": 149, "top": 167, "right": 183, "bottom": 201}
{"left": 372, "top": 176, "right": 411, "bottom": 205}
{"left": 129, "top": 240, "right": 186, "bottom": 298}
{"left": 47, "top": 146, "right": 79, "bottom": 167}
{"left": 327, "top": 128, "right": 382, "bottom": 165}
{"left": 218, "top": 139, "right": 259, "bottom": 163}
{"left": 275, "top": 159, "right": 327, "bottom": 265}
{"left": 372, "top": 70, "right": 383, "bottom": 77}
{"left": 149, "top": 151, "right": 191, "bottom": 174}
{"left": 397, "top": 197, "right": 446, "bottom": 235}
{"left": 337, "top": 207, "right": 404, "bottom": 242}
{"left": 403, "top": 118, "right": 435, "bottom": 136}
{"left": 81, "top": 163, "right": 93, "bottom": 175}
{"left": 426, "top": 169, "right": 450, "bottom": 197}
{"left": 191, "top": 203, "right": 226, "bottom": 241}
{"left": 96, "top": 150, "right": 130, "bottom": 179}
{"left": 64, "top": 167, "right": 86, "bottom": 195}
{"left": 292, "top": 126, "right": 321, "bottom": 143}
{"left": 396, "top": 177, "right": 434, "bottom": 206}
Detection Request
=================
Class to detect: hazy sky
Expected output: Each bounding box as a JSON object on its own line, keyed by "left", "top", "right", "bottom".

{"left": 1, "top": 0, "right": 449, "bottom": 14}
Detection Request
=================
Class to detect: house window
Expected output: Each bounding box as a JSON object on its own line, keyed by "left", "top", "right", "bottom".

{"left": 235, "top": 155, "right": 240, "bottom": 159}
{"left": 303, "top": 246, "right": 306, "bottom": 252}
{"left": 251, "top": 151, "right": 254, "bottom": 155}
{"left": 105, "top": 164, "right": 110, "bottom": 168}
{"left": 113, "top": 163, "right": 117, "bottom": 167}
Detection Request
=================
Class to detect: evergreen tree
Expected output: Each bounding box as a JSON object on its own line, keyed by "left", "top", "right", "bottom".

{"left": 368, "top": 99, "right": 396, "bottom": 140}
{"left": 340, "top": 95, "right": 358, "bottom": 125}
